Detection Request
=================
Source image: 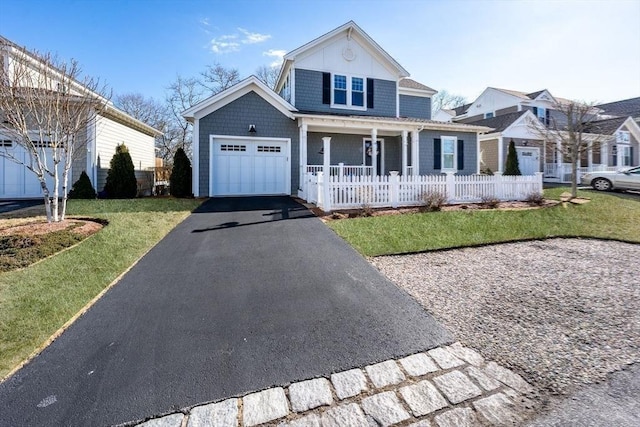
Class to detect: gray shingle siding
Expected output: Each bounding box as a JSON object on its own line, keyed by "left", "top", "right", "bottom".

{"left": 399, "top": 95, "right": 431, "bottom": 119}
{"left": 418, "top": 130, "right": 478, "bottom": 175}
{"left": 197, "top": 91, "right": 299, "bottom": 196}
{"left": 294, "top": 68, "right": 396, "bottom": 117}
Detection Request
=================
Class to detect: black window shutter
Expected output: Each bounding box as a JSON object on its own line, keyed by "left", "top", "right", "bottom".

{"left": 630, "top": 147, "right": 634, "bottom": 165}
{"left": 457, "top": 139, "right": 464, "bottom": 170}
{"left": 545, "top": 109, "right": 550, "bottom": 125}
{"left": 322, "top": 72, "right": 331, "bottom": 105}
{"left": 613, "top": 149, "right": 617, "bottom": 166}
{"left": 532, "top": 106, "right": 538, "bottom": 115}
{"left": 434, "top": 138, "right": 441, "bottom": 169}
{"left": 367, "top": 78, "right": 374, "bottom": 108}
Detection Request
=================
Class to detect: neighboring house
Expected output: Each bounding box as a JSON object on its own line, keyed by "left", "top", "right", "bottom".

{"left": 432, "top": 108, "right": 456, "bottom": 122}
{"left": 586, "top": 116, "right": 639, "bottom": 168}
{"left": 0, "top": 35, "right": 161, "bottom": 199}
{"left": 596, "top": 97, "right": 640, "bottom": 122}
{"left": 454, "top": 87, "right": 640, "bottom": 181}
{"left": 183, "top": 21, "right": 490, "bottom": 198}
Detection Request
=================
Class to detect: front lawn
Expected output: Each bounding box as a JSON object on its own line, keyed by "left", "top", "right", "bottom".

{"left": 0, "top": 198, "right": 202, "bottom": 378}
{"left": 328, "top": 188, "right": 640, "bottom": 256}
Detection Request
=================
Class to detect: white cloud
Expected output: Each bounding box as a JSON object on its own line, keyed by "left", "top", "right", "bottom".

{"left": 210, "top": 34, "right": 240, "bottom": 54}
{"left": 263, "top": 49, "right": 286, "bottom": 67}
{"left": 238, "top": 28, "right": 271, "bottom": 44}
{"left": 199, "top": 17, "right": 210, "bottom": 26}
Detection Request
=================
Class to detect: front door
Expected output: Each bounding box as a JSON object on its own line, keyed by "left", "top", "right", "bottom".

{"left": 363, "top": 138, "right": 384, "bottom": 175}
{"left": 516, "top": 147, "right": 540, "bottom": 175}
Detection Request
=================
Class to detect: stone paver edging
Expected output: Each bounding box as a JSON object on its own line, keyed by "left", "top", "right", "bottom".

{"left": 134, "top": 343, "right": 537, "bottom": 427}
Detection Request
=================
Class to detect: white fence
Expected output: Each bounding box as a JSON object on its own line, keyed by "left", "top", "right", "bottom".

{"left": 304, "top": 171, "right": 543, "bottom": 211}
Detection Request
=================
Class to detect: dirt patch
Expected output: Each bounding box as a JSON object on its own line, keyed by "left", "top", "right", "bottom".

{"left": 317, "top": 199, "right": 559, "bottom": 220}
{"left": 0, "top": 218, "right": 103, "bottom": 237}
{"left": 0, "top": 218, "right": 105, "bottom": 272}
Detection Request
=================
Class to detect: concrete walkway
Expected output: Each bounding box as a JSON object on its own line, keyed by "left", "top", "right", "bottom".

{"left": 0, "top": 197, "right": 451, "bottom": 426}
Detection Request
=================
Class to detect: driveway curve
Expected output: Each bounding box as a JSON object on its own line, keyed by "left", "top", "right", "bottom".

{"left": 0, "top": 196, "right": 450, "bottom": 426}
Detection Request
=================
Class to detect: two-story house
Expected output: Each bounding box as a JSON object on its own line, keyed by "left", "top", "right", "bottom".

{"left": 183, "top": 21, "right": 490, "bottom": 198}
{"left": 453, "top": 88, "right": 640, "bottom": 181}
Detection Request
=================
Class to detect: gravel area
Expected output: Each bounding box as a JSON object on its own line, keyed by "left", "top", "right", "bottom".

{"left": 371, "top": 238, "right": 640, "bottom": 395}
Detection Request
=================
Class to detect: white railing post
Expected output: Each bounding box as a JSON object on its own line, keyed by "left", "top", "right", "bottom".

{"left": 389, "top": 171, "right": 399, "bottom": 208}
{"left": 338, "top": 162, "right": 344, "bottom": 180}
{"left": 317, "top": 171, "right": 324, "bottom": 210}
{"left": 535, "top": 172, "right": 544, "bottom": 195}
{"left": 445, "top": 171, "right": 455, "bottom": 203}
{"left": 494, "top": 171, "right": 503, "bottom": 199}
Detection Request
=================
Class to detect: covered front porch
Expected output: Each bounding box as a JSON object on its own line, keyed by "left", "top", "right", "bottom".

{"left": 297, "top": 115, "right": 424, "bottom": 199}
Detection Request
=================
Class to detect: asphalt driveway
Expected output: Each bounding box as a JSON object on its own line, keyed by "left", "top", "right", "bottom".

{"left": 0, "top": 196, "right": 451, "bottom": 426}
{"left": 0, "top": 199, "right": 42, "bottom": 213}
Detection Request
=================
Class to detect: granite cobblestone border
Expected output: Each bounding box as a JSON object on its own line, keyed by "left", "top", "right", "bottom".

{"left": 131, "top": 343, "right": 537, "bottom": 427}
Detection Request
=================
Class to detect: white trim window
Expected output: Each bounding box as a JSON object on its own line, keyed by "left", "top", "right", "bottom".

{"left": 617, "top": 130, "right": 630, "bottom": 144}
{"left": 484, "top": 112, "right": 494, "bottom": 119}
{"left": 332, "top": 73, "right": 366, "bottom": 110}
{"left": 281, "top": 73, "right": 291, "bottom": 103}
{"left": 442, "top": 136, "right": 457, "bottom": 170}
{"left": 621, "top": 145, "right": 632, "bottom": 166}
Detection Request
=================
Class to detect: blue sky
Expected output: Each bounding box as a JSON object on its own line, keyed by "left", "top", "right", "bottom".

{"left": 1, "top": 0, "right": 639, "bottom": 105}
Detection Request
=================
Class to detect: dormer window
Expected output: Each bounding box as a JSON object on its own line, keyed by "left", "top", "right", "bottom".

{"left": 532, "top": 106, "right": 549, "bottom": 125}
{"left": 484, "top": 112, "right": 494, "bottom": 119}
{"left": 330, "top": 73, "right": 366, "bottom": 110}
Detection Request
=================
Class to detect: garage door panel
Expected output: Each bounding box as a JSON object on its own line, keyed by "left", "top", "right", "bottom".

{"left": 1, "top": 144, "right": 68, "bottom": 198}
{"left": 211, "top": 138, "right": 288, "bottom": 196}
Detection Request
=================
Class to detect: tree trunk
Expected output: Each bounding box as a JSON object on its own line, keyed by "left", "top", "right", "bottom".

{"left": 571, "top": 148, "right": 578, "bottom": 199}
{"left": 60, "top": 163, "right": 70, "bottom": 221}
{"left": 41, "top": 180, "right": 53, "bottom": 223}
{"left": 52, "top": 161, "right": 59, "bottom": 222}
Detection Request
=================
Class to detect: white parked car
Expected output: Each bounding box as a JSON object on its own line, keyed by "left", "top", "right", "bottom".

{"left": 581, "top": 166, "right": 640, "bottom": 191}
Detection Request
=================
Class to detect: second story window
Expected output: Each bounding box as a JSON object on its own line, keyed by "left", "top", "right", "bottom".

{"left": 484, "top": 112, "right": 494, "bottom": 119}
{"left": 352, "top": 77, "right": 364, "bottom": 107}
{"left": 334, "top": 75, "right": 347, "bottom": 105}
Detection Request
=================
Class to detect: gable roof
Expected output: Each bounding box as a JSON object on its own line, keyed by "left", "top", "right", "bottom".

{"left": 182, "top": 75, "right": 297, "bottom": 121}
{"left": 584, "top": 116, "right": 630, "bottom": 135}
{"left": 465, "top": 111, "right": 527, "bottom": 133}
{"left": 276, "top": 21, "right": 410, "bottom": 91}
{"left": 595, "top": 97, "right": 640, "bottom": 118}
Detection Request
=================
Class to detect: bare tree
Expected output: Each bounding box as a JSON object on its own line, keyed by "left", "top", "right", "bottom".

{"left": 255, "top": 64, "right": 279, "bottom": 90}
{"left": 0, "top": 41, "right": 109, "bottom": 222}
{"left": 432, "top": 89, "right": 467, "bottom": 112}
{"left": 165, "top": 75, "right": 205, "bottom": 160}
{"left": 200, "top": 63, "right": 240, "bottom": 94}
{"left": 528, "top": 100, "right": 607, "bottom": 198}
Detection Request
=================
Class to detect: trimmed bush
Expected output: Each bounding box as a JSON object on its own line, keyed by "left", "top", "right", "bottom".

{"left": 170, "top": 147, "right": 192, "bottom": 197}
{"left": 504, "top": 140, "right": 522, "bottom": 176}
{"left": 68, "top": 171, "right": 96, "bottom": 199}
{"left": 419, "top": 190, "right": 447, "bottom": 212}
{"left": 104, "top": 143, "right": 137, "bottom": 198}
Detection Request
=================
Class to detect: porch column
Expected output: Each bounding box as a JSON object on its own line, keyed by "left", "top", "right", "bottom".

{"left": 588, "top": 144, "right": 593, "bottom": 170}
{"left": 322, "top": 137, "right": 332, "bottom": 212}
{"left": 299, "top": 123, "right": 308, "bottom": 191}
{"left": 602, "top": 141, "right": 608, "bottom": 166}
{"left": 401, "top": 130, "right": 408, "bottom": 176}
{"left": 557, "top": 139, "right": 563, "bottom": 166}
{"left": 411, "top": 130, "right": 420, "bottom": 175}
{"left": 498, "top": 136, "right": 504, "bottom": 173}
{"left": 371, "top": 128, "right": 378, "bottom": 176}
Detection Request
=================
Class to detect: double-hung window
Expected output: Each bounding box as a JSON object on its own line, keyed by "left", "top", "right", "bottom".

{"left": 333, "top": 75, "right": 347, "bottom": 105}
{"left": 442, "top": 136, "right": 457, "bottom": 170}
{"left": 332, "top": 73, "right": 366, "bottom": 109}
{"left": 621, "top": 146, "right": 632, "bottom": 166}
{"left": 351, "top": 77, "right": 364, "bottom": 107}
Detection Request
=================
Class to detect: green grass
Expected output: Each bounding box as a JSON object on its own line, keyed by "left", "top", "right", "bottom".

{"left": 327, "top": 188, "right": 640, "bottom": 257}
{"left": 0, "top": 197, "right": 202, "bottom": 378}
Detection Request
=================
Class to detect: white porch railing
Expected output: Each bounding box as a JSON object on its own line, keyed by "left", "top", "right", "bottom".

{"left": 306, "top": 164, "right": 374, "bottom": 177}
{"left": 545, "top": 163, "right": 618, "bottom": 183}
{"left": 305, "top": 171, "right": 543, "bottom": 212}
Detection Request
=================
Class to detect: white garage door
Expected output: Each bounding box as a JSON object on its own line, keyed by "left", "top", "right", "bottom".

{"left": 0, "top": 141, "right": 65, "bottom": 199}
{"left": 211, "top": 137, "right": 289, "bottom": 196}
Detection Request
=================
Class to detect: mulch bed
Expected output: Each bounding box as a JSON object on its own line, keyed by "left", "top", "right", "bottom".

{"left": 0, "top": 218, "right": 105, "bottom": 272}
{"left": 314, "top": 199, "right": 560, "bottom": 221}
